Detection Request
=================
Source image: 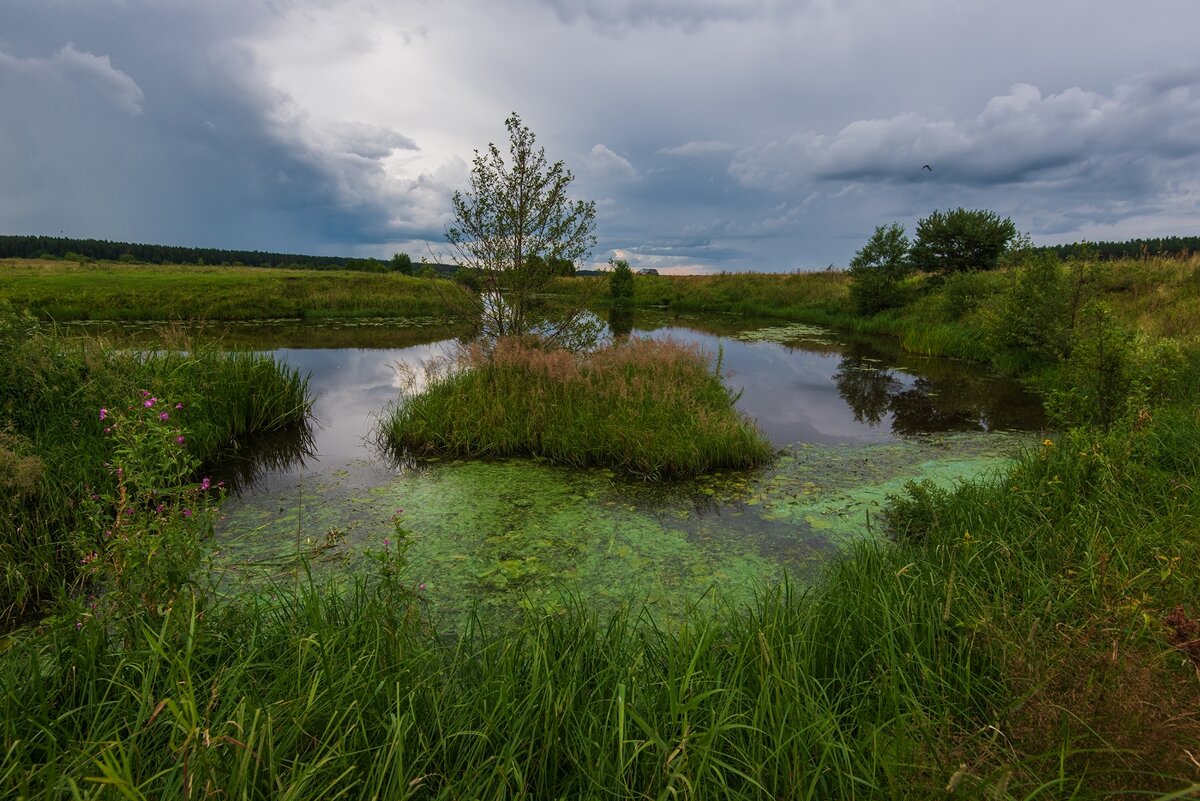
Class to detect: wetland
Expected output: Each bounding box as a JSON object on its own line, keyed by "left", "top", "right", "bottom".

{"left": 74, "top": 310, "right": 1045, "bottom": 624}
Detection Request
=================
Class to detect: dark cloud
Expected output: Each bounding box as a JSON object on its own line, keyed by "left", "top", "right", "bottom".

{"left": 730, "top": 71, "right": 1200, "bottom": 193}
{"left": 2, "top": 0, "right": 1199, "bottom": 270}
{"left": 0, "top": 0, "right": 423, "bottom": 252}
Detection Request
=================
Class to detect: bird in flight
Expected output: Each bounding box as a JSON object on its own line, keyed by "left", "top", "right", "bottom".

{"left": 922, "top": 164, "right": 932, "bottom": 171}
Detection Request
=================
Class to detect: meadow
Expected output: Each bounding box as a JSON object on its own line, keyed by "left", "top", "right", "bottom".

{"left": 0, "top": 258, "right": 464, "bottom": 321}
{"left": 1, "top": 251, "right": 1199, "bottom": 797}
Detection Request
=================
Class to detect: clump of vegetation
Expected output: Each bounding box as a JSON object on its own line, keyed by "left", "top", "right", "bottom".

{"left": 846, "top": 222, "right": 912, "bottom": 314}
{"left": 608, "top": 257, "right": 634, "bottom": 305}
{"left": 0, "top": 300, "right": 312, "bottom": 626}
{"left": 382, "top": 336, "right": 772, "bottom": 479}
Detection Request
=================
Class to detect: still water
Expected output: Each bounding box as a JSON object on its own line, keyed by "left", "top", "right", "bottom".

{"left": 74, "top": 313, "right": 1045, "bottom": 621}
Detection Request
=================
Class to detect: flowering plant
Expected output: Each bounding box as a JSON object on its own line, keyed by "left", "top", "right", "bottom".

{"left": 77, "top": 391, "right": 222, "bottom": 627}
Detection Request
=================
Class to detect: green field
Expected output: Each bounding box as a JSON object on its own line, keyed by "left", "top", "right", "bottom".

{"left": 0, "top": 258, "right": 465, "bottom": 321}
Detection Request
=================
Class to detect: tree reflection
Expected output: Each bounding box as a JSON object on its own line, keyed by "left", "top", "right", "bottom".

{"left": 834, "top": 341, "right": 1044, "bottom": 435}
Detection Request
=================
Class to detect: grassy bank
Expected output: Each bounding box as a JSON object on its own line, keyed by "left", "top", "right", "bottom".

{"left": 595, "top": 254, "right": 1200, "bottom": 367}
{"left": 0, "top": 258, "right": 465, "bottom": 321}
{"left": 382, "top": 336, "right": 772, "bottom": 479}
{"left": 0, "top": 302, "right": 312, "bottom": 626}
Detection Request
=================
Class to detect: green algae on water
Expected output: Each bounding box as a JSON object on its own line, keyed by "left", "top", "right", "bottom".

{"left": 212, "top": 431, "right": 1030, "bottom": 628}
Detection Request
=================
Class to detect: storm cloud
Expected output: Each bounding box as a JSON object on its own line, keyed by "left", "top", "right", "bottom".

{"left": 2, "top": 0, "right": 1198, "bottom": 269}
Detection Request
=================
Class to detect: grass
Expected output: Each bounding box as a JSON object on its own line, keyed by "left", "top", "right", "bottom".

{"left": 3, "top": 396, "right": 1199, "bottom": 797}
{"left": 4, "top": 254, "right": 1200, "bottom": 796}
{"left": 0, "top": 258, "right": 466, "bottom": 321}
{"left": 381, "top": 336, "right": 774, "bottom": 479}
{"left": 0, "top": 303, "right": 313, "bottom": 627}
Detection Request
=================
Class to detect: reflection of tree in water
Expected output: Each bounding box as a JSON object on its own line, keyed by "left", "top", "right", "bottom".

{"left": 832, "top": 358, "right": 901, "bottom": 426}
{"left": 607, "top": 307, "right": 634, "bottom": 338}
{"left": 834, "top": 342, "right": 1045, "bottom": 435}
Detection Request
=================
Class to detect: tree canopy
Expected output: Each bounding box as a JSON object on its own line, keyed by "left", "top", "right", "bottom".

{"left": 909, "top": 208, "right": 1016, "bottom": 275}
{"left": 445, "top": 113, "right": 597, "bottom": 343}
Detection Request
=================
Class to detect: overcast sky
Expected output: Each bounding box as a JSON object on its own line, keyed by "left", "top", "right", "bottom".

{"left": 2, "top": 0, "right": 1198, "bottom": 273}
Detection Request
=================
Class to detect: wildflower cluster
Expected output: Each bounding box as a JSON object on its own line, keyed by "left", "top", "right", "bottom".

{"left": 76, "top": 391, "right": 224, "bottom": 626}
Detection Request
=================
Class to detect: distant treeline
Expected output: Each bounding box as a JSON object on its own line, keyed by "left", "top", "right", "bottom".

{"left": 0, "top": 235, "right": 405, "bottom": 272}
{"left": 1035, "top": 236, "right": 1200, "bottom": 260}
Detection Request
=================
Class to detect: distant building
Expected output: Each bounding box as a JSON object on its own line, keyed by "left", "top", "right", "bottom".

{"left": 637, "top": 268, "right": 659, "bottom": 275}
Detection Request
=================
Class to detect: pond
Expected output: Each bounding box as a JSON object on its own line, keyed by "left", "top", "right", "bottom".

{"left": 73, "top": 313, "right": 1045, "bottom": 624}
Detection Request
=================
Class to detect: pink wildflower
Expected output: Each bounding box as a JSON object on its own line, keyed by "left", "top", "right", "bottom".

{"left": 176, "top": 435, "right": 186, "bottom": 445}
{"left": 159, "top": 412, "right": 169, "bottom": 421}
{"left": 99, "top": 408, "right": 107, "bottom": 421}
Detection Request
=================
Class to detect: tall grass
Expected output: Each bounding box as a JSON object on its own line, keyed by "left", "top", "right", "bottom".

{"left": 0, "top": 303, "right": 313, "bottom": 626}
{"left": 4, "top": 392, "right": 1199, "bottom": 797}
{"left": 381, "top": 336, "right": 773, "bottom": 479}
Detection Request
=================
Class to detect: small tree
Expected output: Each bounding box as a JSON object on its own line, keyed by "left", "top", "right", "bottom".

{"left": 445, "top": 113, "right": 597, "bottom": 344}
{"left": 909, "top": 208, "right": 1016, "bottom": 276}
{"left": 390, "top": 252, "right": 414, "bottom": 275}
{"left": 608, "top": 258, "right": 634, "bottom": 305}
{"left": 847, "top": 223, "right": 911, "bottom": 315}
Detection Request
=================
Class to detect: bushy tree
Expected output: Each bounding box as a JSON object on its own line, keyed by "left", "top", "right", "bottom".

{"left": 847, "top": 223, "right": 911, "bottom": 315}
{"left": 608, "top": 258, "right": 634, "bottom": 305}
{"left": 909, "top": 208, "right": 1016, "bottom": 276}
{"left": 445, "top": 113, "right": 597, "bottom": 344}
{"left": 390, "top": 252, "right": 414, "bottom": 275}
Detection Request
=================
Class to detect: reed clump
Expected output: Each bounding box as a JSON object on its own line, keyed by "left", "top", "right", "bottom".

{"left": 382, "top": 336, "right": 773, "bottom": 479}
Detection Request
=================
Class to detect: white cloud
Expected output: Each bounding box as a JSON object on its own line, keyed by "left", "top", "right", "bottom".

{"left": 0, "top": 43, "right": 145, "bottom": 114}
{"left": 586, "top": 144, "right": 639, "bottom": 181}
{"left": 658, "top": 140, "right": 734, "bottom": 157}
{"left": 537, "top": 0, "right": 809, "bottom": 30}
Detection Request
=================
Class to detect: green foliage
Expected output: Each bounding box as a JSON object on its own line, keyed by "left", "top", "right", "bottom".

{"left": 847, "top": 223, "right": 911, "bottom": 315}
{"left": 390, "top": 251, "right": 414, "bottom": 275}
{"left": 909, "top": 208, "right": 1017, "bottom": 276}
{"left": 937, "top": 269, "right": 1004, "bottom": 321}
{"left": 0, "top": 309, "right": 312, "bottom": 626}
{"left": 76, "top": 393, "right": 223, "bottom": 629}
{"left": 445, "top": 113, "right": 598, "bottom": 344}
{"left": 984, "top": 252, "right": 1071, "bottom": 369}
{"left": 880, "top": 478, "right": 951, "bottom": 541}
{"left": 608, "top": 257, "right": 634, "bottom": 304}
{"left": 1045, "top": 303, "right": 1186, "bottom": 428}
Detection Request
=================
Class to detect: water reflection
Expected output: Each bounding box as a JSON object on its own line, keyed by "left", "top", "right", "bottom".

{"left": 212, "top": 424, "right": 316, "bottom": 492}
{"left": 832, "top": 340, "right": 1044, "bottom": 435}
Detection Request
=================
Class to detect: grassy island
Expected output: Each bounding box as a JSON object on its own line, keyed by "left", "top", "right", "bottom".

{"left": 382, "top": 336, "right": 773, "bottom": 479}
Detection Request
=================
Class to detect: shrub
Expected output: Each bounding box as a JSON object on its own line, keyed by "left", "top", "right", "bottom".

{"left": 1045, "top": 302, "right": 1186, "bottom": 428}
{"left": 608, "top": 258, "right": 634, "bottom": 305}
{"left": 847, "top": 223, "right": 911, "bottom": 315}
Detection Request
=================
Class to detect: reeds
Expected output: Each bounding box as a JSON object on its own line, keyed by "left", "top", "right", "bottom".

{"left": 381, "top": 336, "right": 774, "bottom": 479}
